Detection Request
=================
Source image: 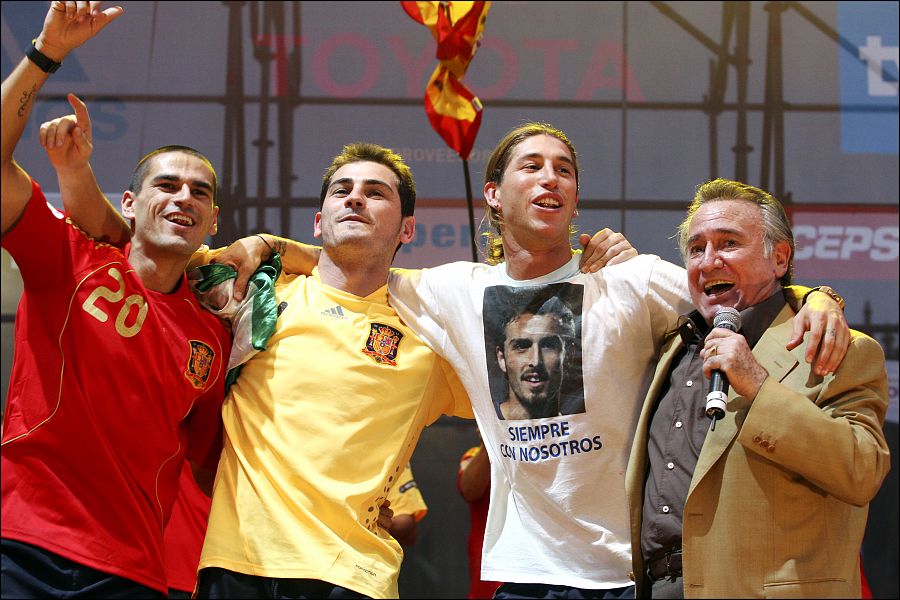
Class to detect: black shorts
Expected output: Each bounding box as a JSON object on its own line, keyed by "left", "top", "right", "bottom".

{"left": 197, "top": 566, "right": 370, "bottom": 599}
{"left": 0, "top": 538, "right": 164, "bottom": 599}
{"left": 494, "top": 582, "right": 636, "bottom": 600}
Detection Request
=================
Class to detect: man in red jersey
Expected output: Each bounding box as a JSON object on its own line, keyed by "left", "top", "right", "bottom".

{"left": 1, "top": 3, "right": 231, "bottom": 597}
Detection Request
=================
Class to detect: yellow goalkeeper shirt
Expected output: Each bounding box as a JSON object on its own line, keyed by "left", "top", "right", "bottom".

{"left": 199, "top": 269, "right": 472, "bottom": 598}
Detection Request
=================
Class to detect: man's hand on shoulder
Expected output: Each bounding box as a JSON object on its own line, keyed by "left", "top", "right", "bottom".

{"left": 787, "top": 288, "right": 849, "bottom": 376}
{"left": 577, "top": 228, "right": 637, "bottom": 273}
{"left": 211, "top": 235, "right": 273, "bottom": 301}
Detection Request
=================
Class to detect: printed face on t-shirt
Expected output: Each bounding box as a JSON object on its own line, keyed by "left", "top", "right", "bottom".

{"left": 483, "top": 283, "right": 585, "bottom": 420}
{"left": 498, "top": 312, "right": 570, "bottom": 414}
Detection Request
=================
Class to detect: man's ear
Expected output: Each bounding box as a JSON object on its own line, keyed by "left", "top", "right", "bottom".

{"left": 484, "top": 181, "right": 501, "bottom": 212}
{"left": 313, "top": 211, "right": 323, "bottom": 239}
{"left": 496, "top": 346, "right": 507, "bottom": 374}
{"left": 208, "top": 206, "right": 219, "bottom": 236}
{"left": 773, "top": 240, "right": 791, "bottom": 279}
{"left": 121, "top": 191, "right": 135, "bottom": 219}
{"left": 399, "top": 216, "right": 415, "bottom": 245}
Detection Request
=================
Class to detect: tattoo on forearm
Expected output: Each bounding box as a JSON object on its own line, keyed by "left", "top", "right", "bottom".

{"left": 273, "top": 239, "right": 288, "bottom": 256}
{"left": 17, "top": 85, "right": 37, "bottom": 118}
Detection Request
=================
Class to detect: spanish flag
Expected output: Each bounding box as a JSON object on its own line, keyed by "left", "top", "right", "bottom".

{"left": 402, "top": 1, "right": 490, "bottom": 161}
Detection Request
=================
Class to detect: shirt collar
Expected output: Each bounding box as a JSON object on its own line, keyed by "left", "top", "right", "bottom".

{"left": 496, "top": 253, "right": 581, "bottom": 286}
{"left": 677, "top": 290, "right": 786, "bottom": 348}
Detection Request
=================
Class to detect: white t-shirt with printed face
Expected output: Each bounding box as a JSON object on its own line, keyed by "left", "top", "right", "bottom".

{"left": 389, "top": 254, "right": 691, "bottom": 589}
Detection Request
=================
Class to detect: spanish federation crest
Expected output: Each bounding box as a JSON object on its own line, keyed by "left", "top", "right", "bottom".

{"left": 185, "top": 340, "right": 215, "bottom": 389}
{"left": 362, "top": 323, "right": 404, "bottom": 366}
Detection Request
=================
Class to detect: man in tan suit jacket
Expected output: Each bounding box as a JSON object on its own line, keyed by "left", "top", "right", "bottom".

{"left": 625, "top": 179, "right": 890, "bottom": 599}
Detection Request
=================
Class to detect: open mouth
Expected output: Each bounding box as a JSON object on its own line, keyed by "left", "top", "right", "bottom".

{"left": 522, "top": 371, "right": 548, "bottom": 385}
{"left": 533, "top": 197, "right": 561, "bottom": 209}
{"left": 704, "top": 280, "right": 735, "bottom": 296}
{"left": 532, "top": 192, "right": 564, "bottom": 209}
{"left": 165, "top": 213, "right": 195, "bottom": 227}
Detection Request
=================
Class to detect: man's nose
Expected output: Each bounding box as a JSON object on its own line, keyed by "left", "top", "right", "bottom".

{"left": 172, "top": 183, "right": 193, "bottom": 203}
{"left": 344, "top": 187, "right": 366, "bottom": 207}
{"left": 538, "top": 165, "right": 558, "bottom": 188}
{"left": 699, "top": 244, "right": 722, "bottom": 270}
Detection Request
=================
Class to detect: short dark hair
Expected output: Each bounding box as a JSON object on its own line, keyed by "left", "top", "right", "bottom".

{"left": 497, "top": 288, "right": 576, "bottom": 348}
{"left": 319, "top": 143, "right": 416, "bottom": 217}
{"left": 129, "top": 145, "right": 218, "bottom": 205}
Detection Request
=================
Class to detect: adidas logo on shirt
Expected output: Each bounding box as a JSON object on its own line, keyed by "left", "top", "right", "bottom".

{"left": 321, "top": 306, "right": 347, "bottom": 319}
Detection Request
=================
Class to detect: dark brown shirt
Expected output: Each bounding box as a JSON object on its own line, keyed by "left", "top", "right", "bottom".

{"left": 640, "top": 292, "right": 786, "bottom": 563}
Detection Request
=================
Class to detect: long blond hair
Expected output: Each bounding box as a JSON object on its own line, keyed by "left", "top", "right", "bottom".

{"left": 482, "top": 123, "right": 579, "bottom": 265}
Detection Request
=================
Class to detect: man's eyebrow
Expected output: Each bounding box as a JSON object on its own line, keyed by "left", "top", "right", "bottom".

{"left": 687, "top": 226, "right": 744, "bottom": 245}
{"left": 151, "top": 174, "right": 213, "bottom": 192}
{"left": 516, "top": 152, "right": 575, "bottom": 168}
{"left": 328, "top": 177, "right": 396, "bottom": 190}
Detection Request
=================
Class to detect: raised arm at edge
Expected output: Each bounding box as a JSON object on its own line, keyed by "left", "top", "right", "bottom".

{"left": 1, "top": 54, "right": 51, "bottom": 236}
{"left": 2, "top": 4, "right": 124, "bottom": 238}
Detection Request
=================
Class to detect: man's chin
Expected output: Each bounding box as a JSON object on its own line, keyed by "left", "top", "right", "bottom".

{"left": 693, "top": 295, "right": 729, "bottom": 323}
{"left": 156, "top": 235, "right": 203, "bottom": 258}
{"left": 522, "top": 394, "right": 550, "bottom": 408}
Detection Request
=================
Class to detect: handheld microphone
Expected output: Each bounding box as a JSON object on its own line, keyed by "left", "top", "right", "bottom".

{"left": 705, "top": 306, "right": 742, "bottom": 424}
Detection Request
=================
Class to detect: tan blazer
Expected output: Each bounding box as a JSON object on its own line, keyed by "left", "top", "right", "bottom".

{"left": 625, "top": 304, "right": 890, "bottom": 598}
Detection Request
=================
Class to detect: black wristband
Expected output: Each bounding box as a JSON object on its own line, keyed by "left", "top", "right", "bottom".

{"left": 26, "top": 40, "right": 62, "bottom": 74}
{"left": 256, "top": 234, "right": 275, "bottom": 255}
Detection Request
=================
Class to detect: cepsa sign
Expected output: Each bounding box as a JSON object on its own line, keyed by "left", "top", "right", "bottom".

{"left": 790, "top": 206, "right": 899, "bottom": 280}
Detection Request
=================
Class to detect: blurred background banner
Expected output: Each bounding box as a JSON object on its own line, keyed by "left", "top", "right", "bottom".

{"left": 2, "top": 2, "right": 897, "bottom": 598}
{"left": 838, "top": 0, "right": 898, "bottom": 154}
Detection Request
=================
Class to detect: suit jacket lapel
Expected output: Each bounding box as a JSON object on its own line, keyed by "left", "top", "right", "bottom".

{"left": 752, "top": 306, "right": 804, "bottom": 384}
{"left": 632, "top": 332, "right": 682, "bottom": 476}
{"left": 688, "top": 305, "right": 801, "bottom": 497}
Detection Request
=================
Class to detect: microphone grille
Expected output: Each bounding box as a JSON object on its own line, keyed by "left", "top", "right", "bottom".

{"left": 713, "top": 306, "right": 742, "bottom": 331}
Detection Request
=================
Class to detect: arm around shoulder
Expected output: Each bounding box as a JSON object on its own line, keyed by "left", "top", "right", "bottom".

{"left": 260, "top": 234, "right": 320, "bottom": 276}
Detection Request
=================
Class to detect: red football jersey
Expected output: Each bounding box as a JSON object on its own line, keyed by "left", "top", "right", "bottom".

{"left": 164, "top": 462, "right": 212, "bottom": 593}
{"left": 1, "top": 180, "right": 230, "bottom": 593}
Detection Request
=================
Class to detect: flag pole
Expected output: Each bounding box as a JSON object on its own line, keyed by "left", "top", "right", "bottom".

{"left": 462, "top": 159, "right": 478, "bottom": 263}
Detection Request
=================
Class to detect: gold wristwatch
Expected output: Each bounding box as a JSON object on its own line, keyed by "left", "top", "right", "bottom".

{"left": 804, "top": 285, "right": 846, "bottom": 310}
